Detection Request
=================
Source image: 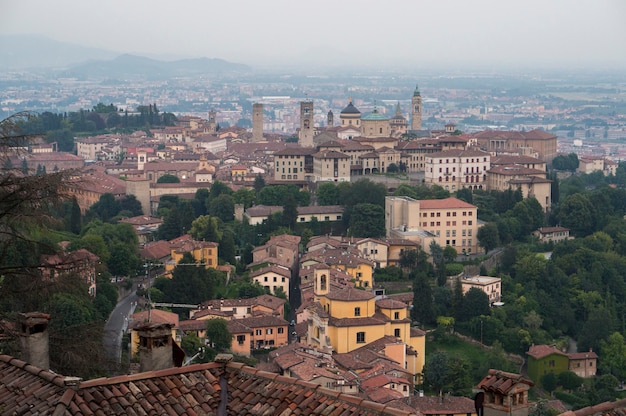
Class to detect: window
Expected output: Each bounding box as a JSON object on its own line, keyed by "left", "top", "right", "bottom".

{"left": 233, "top": 308, "right": 237, "bottom": 314}
{"left": 355, "top": 307, "right": 361, "bottom": 316}
{"left": 394, "top": 328, "right": 401, "bottom": 337}
{"left": 356, "top": 332, "right": 366, "bottom": 343}
{"left": 266, "top": 328, "right": 273, "bottom": 335}
{"left": 394, "top": 312, "right": 400, "bottom": 319}
{"left": 278, "top": 327, "right": 284, "bottom": 334}
{"left": 237, "top": 335, "right": 246, "bottom": 345}
{"left": 255, "top": 329, "right": 262, "bottom": 336}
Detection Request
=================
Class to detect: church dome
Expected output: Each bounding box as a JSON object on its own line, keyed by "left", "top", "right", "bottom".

{"left": 340, "top": 101, "right": 360, "bottom": 115}
{"left": 361, "top": 108, "right": 388, "bottom": 121}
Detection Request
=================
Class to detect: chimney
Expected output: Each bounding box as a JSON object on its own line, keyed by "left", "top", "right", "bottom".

{"left": 19, "top": 312, "right": 51, "bottom": 371}
{"left": 137, "top": 322, "right": 176, "bottom": 372}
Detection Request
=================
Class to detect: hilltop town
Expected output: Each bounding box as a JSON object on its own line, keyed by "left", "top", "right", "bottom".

{"left": 1, "top": 79, "right": 626, "bottom": 414}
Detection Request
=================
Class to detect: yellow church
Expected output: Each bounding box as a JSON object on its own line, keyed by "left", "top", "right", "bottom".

{"left": 306, "top": 265, "right": 425, "bottom": 380}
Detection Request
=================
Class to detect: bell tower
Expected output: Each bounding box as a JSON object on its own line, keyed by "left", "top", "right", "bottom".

{"left": 208, "top": 110, "right": 217, "bottom": 133}
{"left": 299, "top": 100, "right": 314, "bottom": 147}
{"left": 327, "top": 110, "right": 334, "bottom": 127}
{"left": 252, "top": 103, "right": 263, "bottom": 142}
{"left": 411, "top": 84, "right": 422, "bottom": 131}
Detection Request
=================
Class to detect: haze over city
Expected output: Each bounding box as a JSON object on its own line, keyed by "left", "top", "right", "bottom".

{"left": 2, "top": 0, "right": 626, "bottom": 70}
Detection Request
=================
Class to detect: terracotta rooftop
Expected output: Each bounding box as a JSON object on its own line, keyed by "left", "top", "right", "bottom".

{"left": 390, "top": 395, "right": 476, "bottom": 415}
{"left": 535, "top": 226, "right": 570, "bottom": 234}
{"left": 567, "top": 350, "right": 598, "bottom": 360}
{"left": 527, "top": 344, "right": 568, "bottom": 359}
{"left": 418, "top": 197, "right": 476, "bottom": 210}
{"left": 559, "top": 397, "right": 626, "bottom": 416}
{"left": 129, "top": 309, "right": 179, "bottom": 330}
{"left": 325, "top": 287, "right": 375, "bottom": 302}
{"left": 476, "top": 369, "right": 533, "bottom": 394}
{"left": 376, "top": 298, "right": 409, "bottom": 310}
{"left": 0, "top": 354, "right": 417, "bottom": 415}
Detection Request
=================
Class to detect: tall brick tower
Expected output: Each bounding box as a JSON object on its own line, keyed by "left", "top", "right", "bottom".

{"left": 411, "top": 84, "right": 422, "bottom": 131}
{"left": 208, "top": 110, "right": 217, "bottom": 133}
{"left": 299, "top": 101, "right": 314, "bottom": 147}
{"left": 252, "top": 103, "right": 263, "bottom": 142}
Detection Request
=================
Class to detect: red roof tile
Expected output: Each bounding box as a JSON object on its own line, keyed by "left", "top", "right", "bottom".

{"left": 1, "top": 354, "right": 419, "bottom": 415}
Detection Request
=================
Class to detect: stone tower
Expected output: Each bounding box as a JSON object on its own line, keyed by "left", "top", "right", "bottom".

{"left": 299, "top": 101, "right": 314, "bottom": 147}
{"left": 252, "top": 103, "right": 263, "bottom": 142}
{"left": 411, "top": 84, "right": 422, "bottom": 131}
{"left": 208, "top": 110, "right": 217, "bottom": 133}
{"left": 327, "top": 110, "right": 334, "bottom": 127}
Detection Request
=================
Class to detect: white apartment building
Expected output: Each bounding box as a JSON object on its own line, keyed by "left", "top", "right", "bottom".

{"left": 424, "top": 149, "right": 491, "bottom": 191}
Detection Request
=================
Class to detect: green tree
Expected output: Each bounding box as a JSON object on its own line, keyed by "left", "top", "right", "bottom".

{"left": 88, "top": 193, "right": 120, "bottom": 222}
{"left": 386, "top": 163, "right": 398, "bottom": 173}
{"left": 192, "top": 188, "right": 209, "bottom": 216}
{"left": 159, "top": 205, "right": 182, "bottom": 240}
{"left": 510, "top": 197, "right": 544, "bottom": 238}
{"left": 208, "top": 180, "right": 233, "bottom": 202}
{"left": 317, "top": 182, "right": 340, "bottom": 205}
{"left": 205, "top": 318, "right": 232, "bottom": 352}
{"left": 219, "top": 228, "right": 236, "bottom": 264}
{"left": 157, "top": 173, "right": 180, "bottom": 183}
{"left": 208, "top": 194, "right": 235, "bottom": 222}
{"left": 540, "top": 372, "right": 557, "bottom": 393}
{"left": 189, "top": 215, "right": 223, "bottom": 242}
{"left": 443, "top": 245, "right": 457, "bottom": 263}
{"left": 69, "top": 196, "right": 82, "bottom": 234}
{"left": 558, "top": 371, "right": 583, "bottom": 391}
{"left": 423, "top": 351, "right": 449, "bottom": 396}
{"left": 45, "top": 128, "right": 74, "bottom": 152}
{"left": 476, "top": 222, "right": 500, "bottom": 253}
{"left": 558, "top": 193, "right": 596, "bottom": 237}
{"left": 411, "top": 270, "right": 435, "bottom": 325}
{"left": 233, "top": 188, "right": 256, "bottom": 209}
{"left": 460, "top": 288, "right": 490, "bottom": 321}
{"left": 599, "top": 332, "right": 626, "bottom": 380}
{"left": 253, "top": 174, "right": 265, "bottom": 194}
{"left": 456, "top": 188, "right": 473, "bottom": 204}
{"left": 348, "top": 203, "right": 385, "bottom": 238}
{"left": 119, "top": 195, "right": 144, "bottom": 216}
{"left": 282, "top": 193, "right": 298, "bottom": 229}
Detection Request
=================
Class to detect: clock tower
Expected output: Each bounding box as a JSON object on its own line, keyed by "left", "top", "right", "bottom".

{"left": 411, "top": 84, "right": 422, "bottom": 131}
{"left": 299, "top": 101, "right": 314, "bottom": 147}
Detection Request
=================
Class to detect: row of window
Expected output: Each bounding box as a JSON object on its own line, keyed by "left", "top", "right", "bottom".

{"left": 299, "top": 216, "right": 339, "bottom": 222}
{"left": 424, "top": 221, "right": 473, "bottom": 227}
{"left": 438, "top": 158, "right": 488, "bottom": 163}
{"left": 423, "top": 211, "right": 473, "bottom": 218}
{"left": 436, "top": 166, "right": 487, "bottom": 173}
{"left": 263, "top": 276, "right": 286, "bottom": 282}
{"left": 254, "top": 327, "right": 285, "bottom": 336}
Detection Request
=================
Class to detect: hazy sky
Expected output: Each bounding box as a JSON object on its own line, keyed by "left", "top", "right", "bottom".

{"left": 2, "top": 0, "right": 626, "bottom": 70}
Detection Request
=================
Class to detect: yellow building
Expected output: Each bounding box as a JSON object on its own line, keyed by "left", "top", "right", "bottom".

{"left": 301, "top": 247, "right": 374, "bottom": 289}
{"left": 306, "top": 266, "right": 426, "bottom": 379}
{"left": 164, "top": 235, "right": 219, "bottom": 276}
{"left": 128, "top": 309, "right": 179, "bottom": 357}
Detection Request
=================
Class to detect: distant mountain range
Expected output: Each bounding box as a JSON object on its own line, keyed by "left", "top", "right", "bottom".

{"left": 0, "top": 34, "right": 251, "bottom": 78}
